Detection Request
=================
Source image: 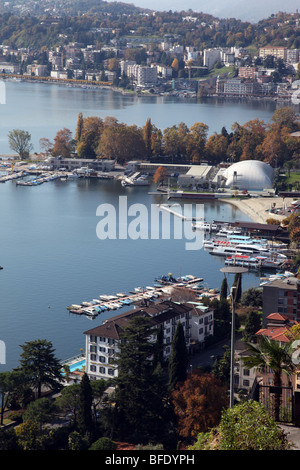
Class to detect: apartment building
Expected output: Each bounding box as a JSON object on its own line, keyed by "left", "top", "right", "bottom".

{"left": 83, "top": 300, "right": 210, "bottom": 381}
{"left": 203, "top": 48, "right": 221, "bottom": 70}
{"left": 238, "top": 67, "right": 257, "bottom": 79}
{"left": 259, "top": 46, "right": 287, "bottom": 61}
{"left": 126, "top": 64, "right": 157, "bottom": 86}
{"left": 262, "top": 277, "right": 300, "bottom": 325}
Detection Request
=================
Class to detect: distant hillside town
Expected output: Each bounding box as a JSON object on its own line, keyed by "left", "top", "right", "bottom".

{"left": 0, "top": 7, "right": 300, "bottom": 99}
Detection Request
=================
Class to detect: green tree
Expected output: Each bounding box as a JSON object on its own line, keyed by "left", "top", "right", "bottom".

{"left": 190, "top": 400, "right": 290, "bottom": 450}
{"left": 57, "top": 383, "right": 80, "bottom": 426}
{"left": 211, "top": 345, "right": 231, "bottom": 386}
{"left": 152, "top": 324, "right": 165, "bottom": 369}
{"left": 241, "top": 287, "right": 263, "bottom": 308}
{"left": 22, "top": 397, "right": 57, "bottom": 430}
{"left": 8, "top": 129, "right": 33, "bottom": 159}
{"left": 89, "top": 437, "right": 117, "bottom": 450}
{"left": 18, "top": 339, "right": 63, "bottom": 399}
{"left": 0, "top": 370, "right": 25, "bottom": 425}
{"left": 168, "top": 322, "right": 189, "bottom": 391}
{"left": 220, "top": 278, "right": 228, "bottom": 303}
{"left": 243, "top": 336, "right": 295, "bottom": 421}
{"left": 114, "top": 316, "right": 170, "bottom": 443}
{"left": 243, "top": 310, "right": 262, "bottom": 343}
{"left": 77, "top": 373, "right": 93, "bottom": 438}
{"left": 143, "top": 117, "right": 153, "bottom": 160}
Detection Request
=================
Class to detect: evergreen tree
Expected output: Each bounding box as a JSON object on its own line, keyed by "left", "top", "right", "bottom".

{"left": 143, "top": 117, "right": 152, "bottom": 160}
{"left": 77, "top": 373, "right": 93, "bottom": 438}
{"left": 152, "top": 324, "right": 165, "bottom": 369}
{"left": 168, "top": 322, "right": 189, "bottom": 391}
{"left": 243, "top": 310, "right": 262, "bottom": 343}
{"left": 113, "top": 316, "right": 170, "bottom": 444}
{"left": 18, "top": 339, "right": 62, "bottom": 399}
{"left": 232, "top": 273, "right": 242, "bottom": 303}
{"left": 220, "top": 277, "right": 228, "bottom": 302}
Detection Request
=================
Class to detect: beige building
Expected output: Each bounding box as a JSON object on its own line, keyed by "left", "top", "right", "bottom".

{"left": 259, "top": 46, "right": 287, "bottom": 61}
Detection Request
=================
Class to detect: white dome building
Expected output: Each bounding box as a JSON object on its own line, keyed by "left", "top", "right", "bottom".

{"left": 223, "top": 160, "right": 274, "bottom": 190}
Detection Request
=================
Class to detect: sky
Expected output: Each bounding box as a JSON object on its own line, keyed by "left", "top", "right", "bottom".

{"left": 127, "top": 0, "right": 300, "bottom": 22}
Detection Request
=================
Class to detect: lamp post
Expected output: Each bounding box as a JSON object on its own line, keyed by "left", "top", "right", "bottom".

{"left": 220, "top": 266, "right": 248, "bottom": 408}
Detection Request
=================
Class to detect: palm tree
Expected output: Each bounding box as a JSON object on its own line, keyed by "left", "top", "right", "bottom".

{"left": 243, "top": 336, "right": 295, "bottom": 422}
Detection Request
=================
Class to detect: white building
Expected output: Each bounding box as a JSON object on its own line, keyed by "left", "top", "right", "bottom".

{"left": 203, "top": 48, "right": 222, "bottom": 70}
{"left": 83, "top": 301, "right": 194, "bottom": 381}
{"left": 223, "top": 160, "right": 275, "bottom": 190}
{"left": 188, "top": 303, "right": 214, "bottom": 349}
{"left": 126, "top": 64, "right": 157, "bottom": 86}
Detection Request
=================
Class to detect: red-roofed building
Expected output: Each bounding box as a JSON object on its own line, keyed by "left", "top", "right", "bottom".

{"left": 256, "top": 312, "right": 298, "bottom": 344}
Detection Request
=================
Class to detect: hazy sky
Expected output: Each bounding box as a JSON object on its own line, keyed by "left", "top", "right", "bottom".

{"left": 128, "top": 0, "right": 299, "bottom": 22}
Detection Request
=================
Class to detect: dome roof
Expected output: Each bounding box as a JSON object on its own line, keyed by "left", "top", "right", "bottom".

{"left": 223, "top": 160, "right": 274, "bottom": 190}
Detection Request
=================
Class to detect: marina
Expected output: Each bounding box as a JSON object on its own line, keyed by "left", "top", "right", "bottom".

{"left": 67, "top": 274, "right": 205, "bottom": 319}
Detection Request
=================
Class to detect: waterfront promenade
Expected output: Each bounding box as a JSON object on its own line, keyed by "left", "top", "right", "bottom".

{"left": 220, "top": 197, "right": 294, "bottom": 224}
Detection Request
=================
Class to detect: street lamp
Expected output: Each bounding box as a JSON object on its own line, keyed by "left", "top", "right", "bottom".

{"left": 220, "top": 266, "right": 248, "bottom": 408}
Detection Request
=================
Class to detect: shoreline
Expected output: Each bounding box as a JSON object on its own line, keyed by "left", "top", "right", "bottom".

{"left": 219, "top": 196, "right": 294, "bottom": 224}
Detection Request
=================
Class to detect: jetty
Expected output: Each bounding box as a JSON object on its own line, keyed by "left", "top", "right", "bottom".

{"left": 157, "top": 203, "right": 204, "bottom": 221}
{"left": 66, "top": 274, "right": 205, "bottom": 319}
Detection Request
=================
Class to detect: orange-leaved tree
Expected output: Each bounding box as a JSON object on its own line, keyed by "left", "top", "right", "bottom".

{"left": 171, "top": 371, "right": 229, "bottom": 441}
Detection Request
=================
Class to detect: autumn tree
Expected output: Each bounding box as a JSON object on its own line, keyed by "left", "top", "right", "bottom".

{"left": 172, "top": 371, "right": 229, "bottom": 441}
{"left": 52, "top": 128, "right": 74, "bottom": 158}
{"left": 205, "top": 132, "right": 228, "bottom": 164}
{"left": 77, "top": 116, "right": 103, "bottom": 159}
{"left": 39, "top": 137, "right": 53, "bottom": 157}
{"left": 162, "top": 125, "right": 182, "bottom": 160}
{"left": 75, "top": 112, "right": 84, "bottom": 144}
{"left": 98, "top": 121, "right": 145, "bottom": 164}
{"left": 153, "top": 166, "right": 167, "bottom": 185}
{"left": 186, "top": 122, "right": 208, "bottom": 163}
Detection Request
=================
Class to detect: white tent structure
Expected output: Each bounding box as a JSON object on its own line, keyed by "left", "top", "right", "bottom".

{"left": 223, "top": 160, "right": 275, "bottom": 190}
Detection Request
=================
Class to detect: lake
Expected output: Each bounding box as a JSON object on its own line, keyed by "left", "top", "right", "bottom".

{"left": 0, "top": 80, "right": 277, "bottom": 154}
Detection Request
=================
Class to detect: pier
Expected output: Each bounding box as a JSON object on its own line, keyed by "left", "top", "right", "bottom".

{"left": 66, "top": 274, "right": 205, "bottom": 319}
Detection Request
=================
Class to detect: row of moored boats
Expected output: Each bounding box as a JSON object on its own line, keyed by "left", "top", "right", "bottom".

{"left": 203, "top": 229, "right": 288, "bottom": 271}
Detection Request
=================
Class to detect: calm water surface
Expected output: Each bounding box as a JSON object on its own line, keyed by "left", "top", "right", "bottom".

{"left": 0, "top": 80, "right": 277, "bottom": 154}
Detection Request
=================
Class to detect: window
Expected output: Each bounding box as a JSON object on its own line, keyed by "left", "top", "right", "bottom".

{"left": 90, "top": 354, "right": 96, "bottom": 361}
{"left": 108, "top": 368, "right": 115, "bottom": 376}
{"left": 90, "top": 345, "right": 97, "bottom": 353}
{"left": 99, "top": 346, "right": 106, "bottom": 352}
{"left": 90, "top": 365, "right": 97, "bottom": 372}
{"left": 99, "top": 356, "right": 106, "bottom": 363}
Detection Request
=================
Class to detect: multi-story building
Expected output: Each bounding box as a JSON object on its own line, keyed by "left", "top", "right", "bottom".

{"left": 262, "top": 277, "right": 300, "bottom": 325}
{"left": 259, "top": 46, "right": 287, "bottom": 61}
{"left": 203, "top": 48, "right": 221, "bottom": 70}
{"left": 83, "top": 300, "right": 212, "bottom": 381}
{"left": 238, "top": 67, "right": 257, "bottom": 79}
{"left": 287, "top": 48, "right": 299, "bottom": 63}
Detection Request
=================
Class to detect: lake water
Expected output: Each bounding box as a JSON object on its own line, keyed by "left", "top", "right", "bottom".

{"left": 0, "top": 80, "right": 277, "bottom": 154}
{"left": 0, "top": 81, "right": 277, "bottom": 371}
